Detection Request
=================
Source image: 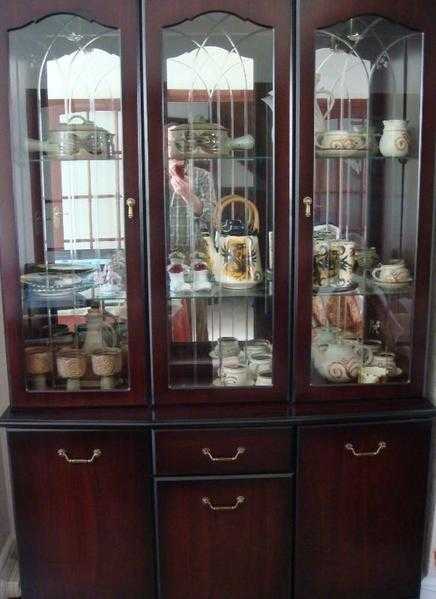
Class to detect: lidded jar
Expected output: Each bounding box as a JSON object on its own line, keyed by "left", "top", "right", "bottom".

{"left": 379, "top": 119, "right": 410, "bottom": 158}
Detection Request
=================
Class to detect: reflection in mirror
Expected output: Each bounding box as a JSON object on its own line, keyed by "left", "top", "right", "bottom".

{"left": 162, "top": 13, "right": 275, "bottom": 388}
{"left": 310, "top": 16, "right": 423, "bottom": 387}
{"left": 9, "top": 15, "right": 130, "bottom": 392}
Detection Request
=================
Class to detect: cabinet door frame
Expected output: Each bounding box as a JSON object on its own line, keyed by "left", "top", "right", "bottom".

{"left": 144, "top": 0, "right": 292, "bottom": 404}
{"left": 294, "top": 0, "right": 436, "bottom": 401}
{"left": 0, "top": 0, "right": 149, "bottom": 406}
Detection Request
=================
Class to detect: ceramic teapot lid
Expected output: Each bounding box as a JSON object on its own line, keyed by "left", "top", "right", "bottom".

{"left": 51, "top": 115, "right": 110, "bottom": 134}
{"left": 168, "top": 116, "right": 227, "bottom": 132}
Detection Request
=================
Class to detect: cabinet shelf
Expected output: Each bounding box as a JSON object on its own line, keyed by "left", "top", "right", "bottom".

{"left": 168, "top": 281, "right": 272, "bottom": 300}
{"left": 313, "top": 276, "right": 414, "bottom": 298}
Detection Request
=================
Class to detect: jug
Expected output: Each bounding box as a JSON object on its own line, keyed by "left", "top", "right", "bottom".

{"left": 205, "top": 195, "right": 263, "bottom": 289}
{"left": 314, "top": 73, "right": 335, "bottom": 134}
{"left": 81, "top": 307, "right": 116, "bottom": 354}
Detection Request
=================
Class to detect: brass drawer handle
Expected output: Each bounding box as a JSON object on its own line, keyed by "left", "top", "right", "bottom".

{"left": 345, "top": 441, "right": 387, "bottom": 457}
{"left": 57, "top": 448, "right": 102, "bottom": 464}
{"left": 202, "top": 446, "right": 246, "bottom": 462}
{"left": 201, "top": 495, "right": 245, "bottom": 512}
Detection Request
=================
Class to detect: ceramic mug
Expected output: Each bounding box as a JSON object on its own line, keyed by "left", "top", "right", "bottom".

{"left": 248, "top": 352, "right": 272, "bottom": 379}
{"left": 222, "top": 364, "right": 250, "bottom": 386}
{"left": 313, "top": 241, "right": 337, "bottom": 288}
{"left": 255, "top": 368, "right": 273, "bottom": 386}
{"left": 372, "top": 261, "right": 410, "bottom": 283}
{"left": 215, "top": 337, "right": 240, "bottom": 359}
{"left": 358, "top": 366, "right": 388, "bottom": 384}
{"left": 370, "top": 352, "right": 402, "bottom": 377}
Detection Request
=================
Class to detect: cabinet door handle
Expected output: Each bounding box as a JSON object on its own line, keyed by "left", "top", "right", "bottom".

{"left": 57, "top": 448, "right": 102, "bottom": 464}
{"left": 302, "top": 196, "right": 312, "bottom": 217}
{"left": 201, "top": 495, "right": 245, "bottom": 511}
{"left": 202, "top": 446, "right": 246, "bottom": 462}
{"left": 126, "top": 197, "right": 136, "bottom": 220}
{"left": 345, "top": 441, "right": 387, "bottom": 457}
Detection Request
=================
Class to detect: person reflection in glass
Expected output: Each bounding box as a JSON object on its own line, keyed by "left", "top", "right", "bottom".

{"left": 168, "top": 159, "right": 216, "bottom": 342}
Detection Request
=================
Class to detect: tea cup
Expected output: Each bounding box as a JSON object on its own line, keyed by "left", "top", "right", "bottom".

{"left": 370, "top": 352, "right": 402, "bottom": 377}
{"left": 358, "top": 366, "right": 388, "bottom": 384}
{"left": 248, "top": 352, "right": 272, "bottom": 379}
{"left": 214, "top": 337, "right": 240, "bottom": 359}
{"left": 372, "top": 260, "right": 410, "bottom": 283}
{"left": 255, "top": 368, "right": 273, "bottom": 386}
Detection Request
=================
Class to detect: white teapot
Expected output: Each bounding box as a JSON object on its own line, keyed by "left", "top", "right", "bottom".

{"left": 313, "top": 341, "right": 361, "bottom": 383}
{"left": 314, "top": 73, "right": 335, "bottom": 134}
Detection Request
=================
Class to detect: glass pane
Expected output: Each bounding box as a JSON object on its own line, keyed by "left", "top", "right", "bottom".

{"left": 311, "top": 16, "right": 423, "bottom": 386}
{"left": 9, "top": 15, "right": 129, "bottom": 392}
{"left": 162, "top": 13, "right": 274, "bottom": 388}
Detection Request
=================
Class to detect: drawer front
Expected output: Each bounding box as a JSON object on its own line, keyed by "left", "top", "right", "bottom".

{"left": 157, "top": 477, "right": 292, "bottom": 599}
{"left": 154, "top": 428, "right": 293, "bottom": 475}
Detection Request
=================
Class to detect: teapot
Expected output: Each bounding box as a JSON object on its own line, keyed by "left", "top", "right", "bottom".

{"left": 81, "top": 307, "right": 116, "bottom": 355}
{"left": 204, "top": 195, "right": 263, "bottom": 289}
{"left": 314, "top": 73, "right": 335, "bottom": 134}
{"left": 313, "top": 341, "right": 361, "bottom": 383}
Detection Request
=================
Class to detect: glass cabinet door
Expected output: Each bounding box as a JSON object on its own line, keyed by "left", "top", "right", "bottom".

{"left": 5, "top": 7, "right": 145, "bottom": 402}
{"left": 147, "top": 2, "right": 291, "bottom": 402}
{"left": 296, "top": 6, "right": 435, "bottom": 400}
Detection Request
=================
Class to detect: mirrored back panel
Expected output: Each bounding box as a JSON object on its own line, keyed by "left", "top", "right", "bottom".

{"left": 162, "top": 13, "right": 275, "bottom": 389}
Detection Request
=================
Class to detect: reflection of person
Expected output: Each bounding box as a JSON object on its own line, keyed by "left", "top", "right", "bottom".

{"left": 168, "top": 160, "right": 216, "bottom": 343}
{"left": 168, "top": 159, "right": 216, "bottom": 253}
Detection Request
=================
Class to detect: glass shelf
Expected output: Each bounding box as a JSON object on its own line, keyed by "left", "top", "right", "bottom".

{"left": 169, "top": 281, "right": 272, "bottom": 300}
{"left": 312, "top": 275, "right": 414, "bottom": 298}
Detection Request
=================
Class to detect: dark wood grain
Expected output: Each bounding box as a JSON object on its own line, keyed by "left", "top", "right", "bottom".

{"left": 8, "top": 430, "right": 155, "bottom": 599}
{"left": 154, "top": 427, "right": 293, "bottom": 475}
{"left": 294, "top": 420, "right": 431, "bottom": 599}
{"left": 157, "top": 477, "right": 292, "bottom": 599}
{"left": 144, "top": 0, "right": 291, "bottom": 404}
{"left": 0, "top": 0, "right": 148, "bottom": 407}
{"left": 294, "top": 0, "right": 436, "bottom": 401}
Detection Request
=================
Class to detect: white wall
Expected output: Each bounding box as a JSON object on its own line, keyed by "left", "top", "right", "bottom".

{"left": 0, "top": 281, "right": 14, "bottom": 550}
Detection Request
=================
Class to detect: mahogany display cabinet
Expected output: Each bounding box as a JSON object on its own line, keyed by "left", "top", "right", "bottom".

{"left": 0, "top": 0, "right": 435, "bottom": 597}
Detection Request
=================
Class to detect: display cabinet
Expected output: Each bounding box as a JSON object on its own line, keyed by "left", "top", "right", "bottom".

{"left": 0, "top": 0, "right": 147, "bottom": 406}
{"left": 295, "top": 1, "right": 436, "bottom": 401}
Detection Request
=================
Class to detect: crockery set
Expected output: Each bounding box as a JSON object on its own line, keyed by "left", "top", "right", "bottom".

{"left": 312, "top": 326, "right": 402, "bottom": 384}
{"left": 211, "top": 337, "right": 273, "bottom": 386}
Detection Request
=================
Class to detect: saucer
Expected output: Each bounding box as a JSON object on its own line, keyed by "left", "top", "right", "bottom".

{"left": 372, "top": 277, "right": 413, "bottom": 291}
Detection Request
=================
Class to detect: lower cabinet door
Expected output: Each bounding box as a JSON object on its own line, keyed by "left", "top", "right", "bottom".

{"left": 8, "top": 430, "right": 155, "bottom": 599}
{"left": 295, "top": 420, "right": 431, "bottom": 599}
{"left": 157, "top": 477, "right": 293, "bottom": 599}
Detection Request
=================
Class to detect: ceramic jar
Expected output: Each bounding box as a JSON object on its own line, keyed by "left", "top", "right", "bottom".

{"left": 313, "top": 342, "right": 361, "bottom": 383}
{"left": 25, "top": 346, "right": 53, "bottom": 389}
{"left": 379, "top": 120, "right": 410, "bottom": 158}
{"left": 330, "top": 240, "right": 356, "bottom": 289}
{"left": 221, "top": 364, "right": 250, "bottom": 386}
{"left": 56, "top": 349, "right": 87, "bottom": 391}
{"left": 91, "top": 348, "right": 122, "bottom": 389}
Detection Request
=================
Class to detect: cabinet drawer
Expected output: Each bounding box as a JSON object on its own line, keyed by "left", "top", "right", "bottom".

{"left": 154, "top": 428, "right": 293, "bottom": 475}
{"left": 157, "top": 477, "right": 292, "bottom": 599}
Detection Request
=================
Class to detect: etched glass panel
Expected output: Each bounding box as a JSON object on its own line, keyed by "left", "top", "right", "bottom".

{"left": 162, "top": 13, "right": 275, "bottom": 388}
{"left": 9, "top": 15, "right": 129, "bottom": 392}
{"left": 311, "top": 16, "right": 423, "bottom": 387}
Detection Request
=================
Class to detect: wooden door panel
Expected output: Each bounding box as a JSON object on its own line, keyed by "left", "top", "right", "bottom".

{"left": 9, "top": 431, "right": 155, "bottom": 599}
{"left": 157, "top": 477, "right": 292, "bottom": 599}
{"left": 295, "top": 421, "right": 431, "bottom": 599}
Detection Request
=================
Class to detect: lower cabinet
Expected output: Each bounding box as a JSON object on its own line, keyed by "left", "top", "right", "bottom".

{"left": 8, "top": 430, "right": 155, "bottom": 599}
{"left": 295, "top": 420, "right": 431, "bottom": 599}
{"left": 156, "top": 477, "right": 293, "bottom": 599}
